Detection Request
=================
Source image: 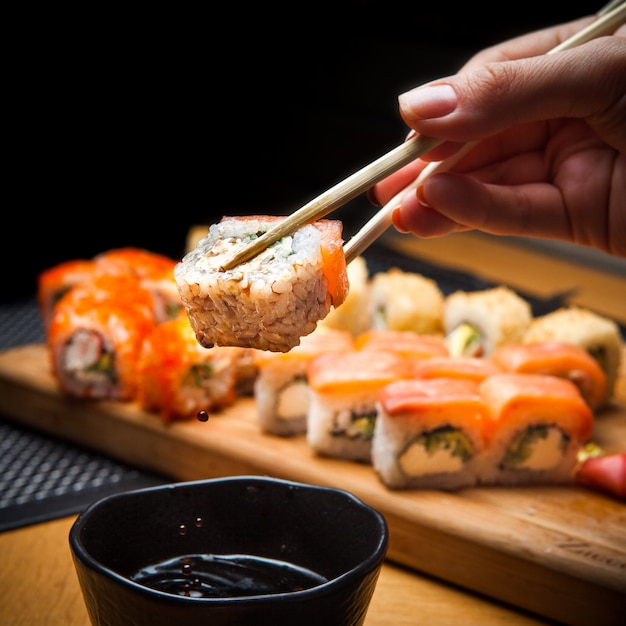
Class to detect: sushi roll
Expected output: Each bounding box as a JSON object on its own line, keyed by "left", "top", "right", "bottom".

{"left": 372, "top": 378, "right": 492, "bottom": 490}
{"left": 477, "top": 373, "right": 594, "bottom": 486}
{"left": 444, "top": 286, "right": 532, "bottom": 357}
{"left": 318, "top": 255, "right": 371, "bottom": 337}
{"left": 137, "top": 313, "right": 238, "bottom": 422}
{"left": 522, "top": 306, "right": 623, "bottom": 404}
{"left": 253, "top": 327, "right": 355, "bottom": 436}
{"left": 95, "top": 247, "right": 182, "bottom": 323}
{"left": 175, "top": 216, "right": 350, "bottom": 353}
{"left": 47, "top": 274, "right": 158, "bottom": 400}
{"left": 413, "top": 355, "right": 503, "bottom": 383}
{"left": 368, "top": 268, "right": 444, "bottom": 335}
{"left": 37, "top": 258, "right": 97, "bottom": 331}
{"left": 491, "top": 341, "right": 607, "bottom": 410}
{"left": 306, "top": 350, "right": 412, "bottom": 462}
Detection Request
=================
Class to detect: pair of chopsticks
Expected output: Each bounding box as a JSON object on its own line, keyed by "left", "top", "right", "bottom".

{"left": 221, "top": 1, "right": 626, "bottom": 271}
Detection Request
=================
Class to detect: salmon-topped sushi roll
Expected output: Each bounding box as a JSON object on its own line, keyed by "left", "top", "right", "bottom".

{"left": 478, "top": 373, "right": 594, "bottom": 486}
{"left": 372, "top": 378, "right": 492, "bottom": 490}
{"left": 307, "top": 350, "right": 411, "bottom": 463}
{"left": 47, "top": 274, "right": 158, "bottom": 400}
{"left": 491, "top": 341, "right": 607, "bottom": 410}
{"left": 37, "top": 259, "right": 98, "bottom": 331}
{"left": 174, "top": 216, "right": 349, "bottom": 353}
{"left": 95, "top": 247, "right": 182, "bottom": 323}
{"left": 137, "top": 313, "right": 238, "bottom": 422}
{"left": 413, "top": 356, "right": 503, "bottom": 383}
{"left": 253, "top": 327, "right": 355, "bottom": 436}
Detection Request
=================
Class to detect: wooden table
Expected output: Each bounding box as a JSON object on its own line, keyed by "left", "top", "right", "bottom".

{"left": 0, "top": 515, "right": 552, "bottom": 626}
{"left": 1, "top": 231, "right": 624, "bottom": 625}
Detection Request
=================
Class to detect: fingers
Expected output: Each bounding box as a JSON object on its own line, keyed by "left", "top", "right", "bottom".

{"left": 398, "top": 38, "right": 626, "bottom": 152}
{"left": 395, "top": 172, "right": 570, "bottom": 240}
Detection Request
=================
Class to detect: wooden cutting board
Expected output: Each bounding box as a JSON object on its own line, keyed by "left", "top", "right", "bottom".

{"left": 0, "top": 343, "right": 624, "bottom": 626}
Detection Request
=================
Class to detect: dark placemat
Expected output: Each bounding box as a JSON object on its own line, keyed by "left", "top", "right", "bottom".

{"left": 0, "top": 417, "right": 169, "bottom": 532}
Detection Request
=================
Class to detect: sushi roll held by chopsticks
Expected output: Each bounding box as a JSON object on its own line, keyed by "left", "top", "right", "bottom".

{"left": 175, "top": 216, "right": 350, "bottom": 353}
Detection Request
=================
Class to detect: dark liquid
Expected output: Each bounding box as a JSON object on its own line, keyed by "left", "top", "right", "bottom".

{"left": 130, "top": 554, "right": 327, "bottom": 598}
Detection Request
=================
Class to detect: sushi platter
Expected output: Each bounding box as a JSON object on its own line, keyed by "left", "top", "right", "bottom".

{"left": 1, "top": 231, "right": 625, "bottom": 626}
{"left": 0, "top": 342, "right": 624, "bottom": 626}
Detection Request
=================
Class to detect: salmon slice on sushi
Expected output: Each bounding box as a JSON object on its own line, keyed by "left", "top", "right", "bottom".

{"left": 175, "top": 216, "right": 350, "bottom": 353}
{"left": 307, "top": 350, "right": 412, "bottom": 463}
{"left": 477, "top": 373, "right": 594, "bottom": 486}
{"left": 413, "top": 355, "right": 503, "bottom": 383}
{"left": 355, "top": 329, "right": 449, "bottom": 373}
{"left": 522, "top": 306, "right": 623, "bottom": 405}
{"left": 47, "top": 274, "right": 158, "bottom": 401}
{"left": 318, "top": 255, "right": 371, "bottom": 337}
{"left": 253, "top": 327, "right": 355, "bottom": 436}
{"left": 137, "top": 313, "right": 238, "bottom": 422}
{"left": 491, "top": 341, "right": 607, "bottom": 410}
{"left": 372, "top": 378, "right": 492, "bottom": 490}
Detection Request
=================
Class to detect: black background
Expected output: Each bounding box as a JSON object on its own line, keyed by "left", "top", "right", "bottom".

{"left": 6, "top": 3, "right": 590, "bottom": 302}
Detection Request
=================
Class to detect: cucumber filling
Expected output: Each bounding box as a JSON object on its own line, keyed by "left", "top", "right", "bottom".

{"left": 331, "top": 409, "right": 376, "bottom": 440}
{"left": 446, "top": 322, "right": 483, "bottom": 357}
{"left": 400, "top": 426, "right": 473, "bottom": 476}
{"left": 501, "top": 425, "right": 569, "bottom": 471}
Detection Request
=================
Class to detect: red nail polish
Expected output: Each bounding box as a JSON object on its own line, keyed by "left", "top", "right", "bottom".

{"left": 392, "top": 208, "right": 409, "bottom": 233}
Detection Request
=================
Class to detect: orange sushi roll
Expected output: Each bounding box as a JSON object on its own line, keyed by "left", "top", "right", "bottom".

{"left": 478, "top": 373, "right": 594, "bottom": 486}
{"left": 95, "top": 247, "right": 182, "bottom": 323}
{"left": 137, "top": 313, "right": 238, "bottom": 422}
{"left": 253, "top": 327, "right": 355, "bottom": 436}
{"left": 413, "top": 355, "right": 503, "bottom": 383}
{"left": 372, "top": 378, "right": 492, "bottom": 490}
{"left": 306, "top": 350, "right": 412, "bottom": 462}
{"left": 37, "top": 258, "right": 98, "bottom": 331}
{"left": 47, "top": 274, "right": 158, "bottom": 400}
{"left": 490, "top": 341, "right": 608, "bottom": 409}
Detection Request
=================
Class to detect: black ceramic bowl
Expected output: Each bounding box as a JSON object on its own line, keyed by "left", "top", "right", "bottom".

{"left": 69, "top": 475, "right": 388, "bottom": 626}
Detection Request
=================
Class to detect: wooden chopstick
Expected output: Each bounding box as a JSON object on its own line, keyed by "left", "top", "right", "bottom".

{"left": 344, "top": 1, "right": 626, "bottom": 264}
{"left": 219, "top": 134, "right": 442, "bottom": 270}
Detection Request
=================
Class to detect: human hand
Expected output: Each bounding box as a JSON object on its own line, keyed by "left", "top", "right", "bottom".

{"left": 370, "top": 16, "right": 626, "bottom": 257}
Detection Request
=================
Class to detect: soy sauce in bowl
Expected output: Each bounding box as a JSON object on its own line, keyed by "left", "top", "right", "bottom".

{"left": 130, "top": 553, "right": 328, "bottom": 598}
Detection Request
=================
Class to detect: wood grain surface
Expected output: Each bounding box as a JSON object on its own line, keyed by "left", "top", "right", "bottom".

{"left": 0, "top": 343, "right": 624, "bottom": 626}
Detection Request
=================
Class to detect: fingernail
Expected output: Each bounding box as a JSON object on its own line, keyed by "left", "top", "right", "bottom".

{"left": 366, "top": 187, "right": 381, "bottom": 207}
{"left": 391, "top": 207, "right": 409, "bottom": 233}
{"left": 399, "top": 84, "right": 457, "bottom": 120}
{"left": 416, "top": 184, "right": 431, "bottom": 208}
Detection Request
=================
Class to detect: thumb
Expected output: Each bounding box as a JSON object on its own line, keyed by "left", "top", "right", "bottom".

{"left": 398, "top": 37, "right": 626, "bottom": 153}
